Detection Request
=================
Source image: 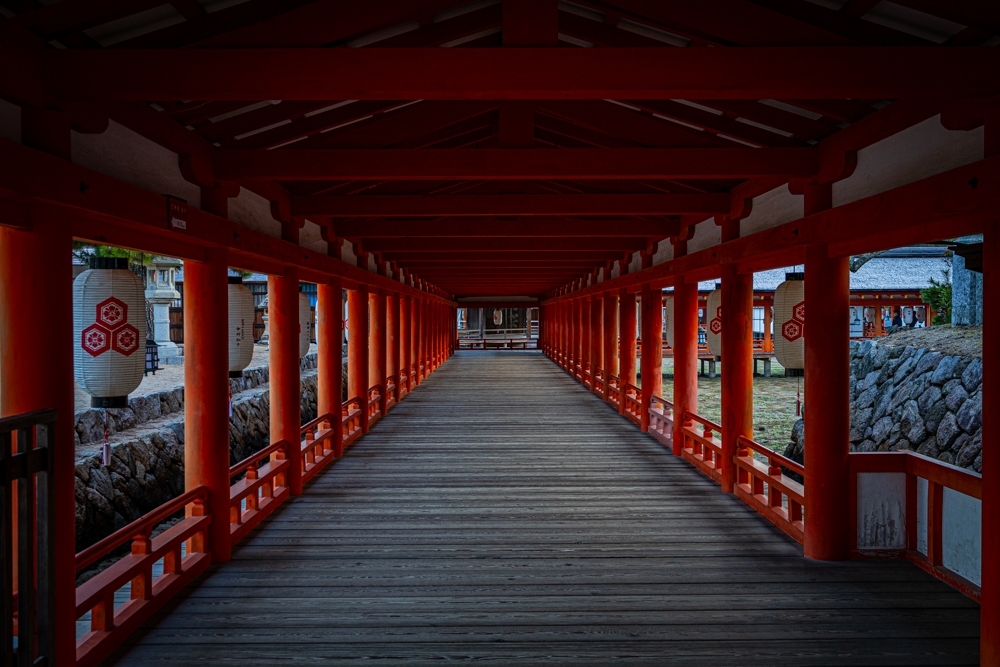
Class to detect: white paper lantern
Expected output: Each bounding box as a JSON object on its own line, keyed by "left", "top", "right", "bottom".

{"left": 299, "top": 292, "right": 311, "bottom": 358}
{"left": 774, "top": 273, "right": 805, "bottom": 372}
{"left": 902, "top": 306, "right": 914, "bottom": 326}
{"left": 228, "top": 277, "right": 255, "bottom": 378}
{"left": 705, "top": 288, "right": 722, "bottom": 356}
{"left": 663, "top": 296, "right": 675, "bottom": 348}
{"left": 74, "top": 258, "right": 147, "bottom": 408}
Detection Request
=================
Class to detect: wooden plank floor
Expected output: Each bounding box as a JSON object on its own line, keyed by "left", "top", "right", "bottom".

{"left": 111, "top": 350, "right": 980, "bottom": 666}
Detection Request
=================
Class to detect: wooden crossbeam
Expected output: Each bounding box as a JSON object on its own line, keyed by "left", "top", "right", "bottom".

{"left": 36, "top": 48, "right": 1000, "bottom": 102}
{"left": 333, "top": 219, "right": 677, "bottom": 238}
{"left": 212, "top": 148, "right": 817, "bottom": 181}
{"left": 294, "top": 193, "right": 728, "bottom": 217}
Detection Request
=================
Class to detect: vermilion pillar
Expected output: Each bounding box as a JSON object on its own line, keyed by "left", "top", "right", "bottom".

{"left": 720, "top": 264, "right": 754, "bottom": 493}
{"left": 317, "top": 278, "right": 344, "bottom": 456}
{"left": 269, "top": 268, "right": 303, "bottom": 495}
{"left": 417, "top": 299, "right": 426, "bottom": 380}
{"left": 348, "top": 286, "right": 370, "bottom": 433}
{"left": 673, "top": 278, "right": 699, "bottom": 457}
{"left": 0, "top": 209, "right": 76, "bottom": 661}
{"left": 568, "top": 299, "right": 577, "bottom": 373}
{"left": 410, "top": 296, "right": 420, "bottom": 386}
{"left": 400, "top": 295, "right": 411, "bottom": 391}
{"left": 803, "top": 184, "right": 850, "bottom": 561}
{"left": 640, "top": 287, "right": 663, "bottom": 432}
{"left": 581, "top": 297, "right": 592, "bottom": 382}
{"left": 389, "top": 293, "right": 400, "bottom": 401}
{"left": 619, "top": 291, "right": 637, "bottom": 414}
{"left": 983, "top": 220, "right": 999, "bottom": 663}
{"left": 590, "top": 295, "right": 603, "bottom": 392}
{"left": 371, "top": 289, "right": 387, "bottom": 413}
{"left": 603, "top": 292, "right": 618, "bottom": 401}
{"left": 183, "top": 251, "right": 230, "bottom": 561}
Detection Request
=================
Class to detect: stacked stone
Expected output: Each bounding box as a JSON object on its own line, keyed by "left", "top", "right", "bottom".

{"left": 74, "top": 359, "right": 319, "bottom": 550}
{"left": 848, "top": 340, "right": 981, "bottom": 471}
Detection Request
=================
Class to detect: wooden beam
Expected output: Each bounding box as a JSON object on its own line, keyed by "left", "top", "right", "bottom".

{"left": 331, "top": 218, "right": 678, "bottom": 238}
{"left": 362, "top": 237, "right": 646, "bottom": 252}
{"left": 213, "top": 148, "right": 818, "bottom": 181}
{"left": 543, "top": 152, "right": 1000, "bottom": 301}
{"left": 39, "top": 47, "right": 1000, "bottom": 101}
{"left": 293, "top": 193, "right": 729, "bottom": 217}
{"left": 0, "top": 138, "right": 453, "bottom": 303}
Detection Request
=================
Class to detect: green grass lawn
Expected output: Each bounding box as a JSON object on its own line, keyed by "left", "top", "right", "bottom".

{"left": 639, "top": 357, "right": 802, "bottom": 452}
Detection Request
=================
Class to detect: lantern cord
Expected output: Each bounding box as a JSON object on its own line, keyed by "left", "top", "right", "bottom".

{"left": 229, "top": 383, "right": 233, "bottom": 419}
{"left": 102, "top": 408, "right": 111, "bottom": 467}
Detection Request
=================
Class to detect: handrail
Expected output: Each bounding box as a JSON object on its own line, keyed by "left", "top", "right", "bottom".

{"left": 385, "top": 375, "right": 397, "bottom": 411}
{"left": 647, "top": 395, "right": 673, "bottom": 450}
{"left": 849, "top": 450, "right": 982, "bottom": 600}
{"left": 300, "top": 414, "right": 337, "bottom": 485}
{"left": 735, "top": 435, "right": 805, "bottom": 544}
{"left": 75, "top": 487, "right": 211, "bottom": 667}
{"left": 230, "top": 438, "right": 291, "bottom": 541}
{"left": 229, "top": 439, "right": 287, "bottom": 480}
{"left": 342, "top": 397, "right": 363, "bottom": 449}
{"left": 75, "top": 486, "right": 209, "bottom": 574}
{"left": 593, "top": 367, "right": 605, "bottom": 395}
{"left": 623, "top": 383, "right": 642, "bottom": 426}
{"left": 608, "top": 374, "right": 621, "bottom": 407}
{"left": 679, "top": 409, "right": 723, "bottom": 483}
{"left": 367, "top": 384, "right": 383, "bottom": 424}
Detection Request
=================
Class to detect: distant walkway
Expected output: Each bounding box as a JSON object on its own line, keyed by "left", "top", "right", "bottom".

{"left": 112, "top": 351, "right": 979, "bottom": 666}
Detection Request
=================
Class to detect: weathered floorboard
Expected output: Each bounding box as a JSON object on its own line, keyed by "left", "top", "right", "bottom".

{"left": 110, "top": 351, "right": 979, "bottom": 666}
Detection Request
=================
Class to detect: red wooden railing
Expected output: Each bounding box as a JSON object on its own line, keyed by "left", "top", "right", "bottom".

{"left": 680, "top": 411, "right": 723, "bottom": 483}
{"left": 582, "top": 362, "right": 592, "bottom": 389}
{"left": 849, "top": 451, "right": 982, "bottom": 600}
{"left": 230, "top": 440, "right": 290, "bottom": 542}
{"left": 300, "top": 414, "right": 338, "bottom": 486}
{"left": 593, "top": 368, "right": 605, "bottom": 395}
{"left": 385, "top": 375, "right": 397, "bottom": 411}
{"left": 398, "top": 369, "right": 409, "bottom": 402}
{"left": 367, "top": 384, "right": 382, "bottom": 425}
{"left": 735, "top": 435, "right": 805, "bottom": 544}
{"left": 342, "top": 397, "right": 363, "bottom": 449}
{"left": 647, "top": 395, "right": 673, "bottom": 450}
{"left": 75, "top": 487, "right": 211, "bottom": 667}
{"left": 623, "top": 384, "right": 642, "bottom": 426}
{"left": 607, "top": 375, "right": 621, "bottom": 408}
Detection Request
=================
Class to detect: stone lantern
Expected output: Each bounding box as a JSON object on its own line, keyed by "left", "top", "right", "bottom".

{"left": 144, "top": 256, "right": 182, "bottom": 363}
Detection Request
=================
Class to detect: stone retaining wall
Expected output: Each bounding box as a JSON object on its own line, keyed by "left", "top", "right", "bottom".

{"left": 74, "top": 357, "right": 318, "bottom": 550}
{"left": 785, "top": 339, "right": 982, "bottom": 473}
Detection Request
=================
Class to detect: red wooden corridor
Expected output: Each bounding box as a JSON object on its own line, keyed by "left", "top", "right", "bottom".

{"left": 0, "top": 1, "right": 997, "bottom": 665}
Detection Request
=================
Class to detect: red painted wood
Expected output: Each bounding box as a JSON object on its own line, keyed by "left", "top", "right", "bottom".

{"left": 618, "top": 291, "right": 637, "bottom": 415}
{"left": 296, "top": 193, "right": 728, "bottom": 218}
{"left": 269, "top": 268, "right": 304, "bottom": 496}
{"left": 212, "top": 147, "right": 818, "bottom": 181}
{"left": 42, "top": 47, "right": 1000, "bottom": 102}
{"left": 720, "top": 265, "right": 753, "bottom": 493}
{"left": 803, "top": 191, "right": 850, "bottom": 561}
{"left": 348, "top": 286, "right": 370, "bottom": 433}
{"left": 672, "top": 278, "right": 699, "bottom": 458}
{"left": 639, "top": 288, "right": 663, "bottom": 432}
{"left": 0, "top": 212, "right": 76, "bottom": 664}
{"left": 983, "top": 218, "right": 1000, "bottom": 661}
{"left": 317, "top": 278, "right": 344, "bottom": 453}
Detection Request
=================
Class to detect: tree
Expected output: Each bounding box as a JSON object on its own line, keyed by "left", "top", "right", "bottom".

{"left": 921, "top": 269, "right": 952, "bottom": 325}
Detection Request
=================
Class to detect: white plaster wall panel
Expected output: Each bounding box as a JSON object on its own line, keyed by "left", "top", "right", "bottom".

{"left": 917, "top": 477, "right": 928, "bottom": 555}
{"left": 629, "top": 251, "right": 641, "bottom": 274}
{"left": 367, "top": 254, "right": 377, "bottom": 273}
{"left": 299, "top": 219, "right": 328, "bottom": 255}
{"left": 687, "top": 218, "right": 719, "bottom": 254}
{"left": 856, "top": 472, "right": 907, "bottom": 550}
{"left": 0, "top": 98, "right": 20, "bottom": 143}
{"left": 652, "top": 241, "right": 673, "bottom": 266}
{"left": 341, "top": 242, "right": 358, "bottom": 268}
{"left": 741, "top": 185, "right": 804, "bottom": 236}
{"left": 833, "top": 116, "right": 984, "bottom": 207}
{"left": 942, "top": 488, "right": 981, "bottom": 586}
{"left": 228, "top": 187, "right": 281, "bottom": 238}
{"left": 72, "top": 120, "right": 200, "bottom": 208}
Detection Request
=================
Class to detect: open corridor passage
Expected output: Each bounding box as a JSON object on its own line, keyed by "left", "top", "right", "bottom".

{"left": 112, "top": 351, "right": 979, "bottom": 665}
